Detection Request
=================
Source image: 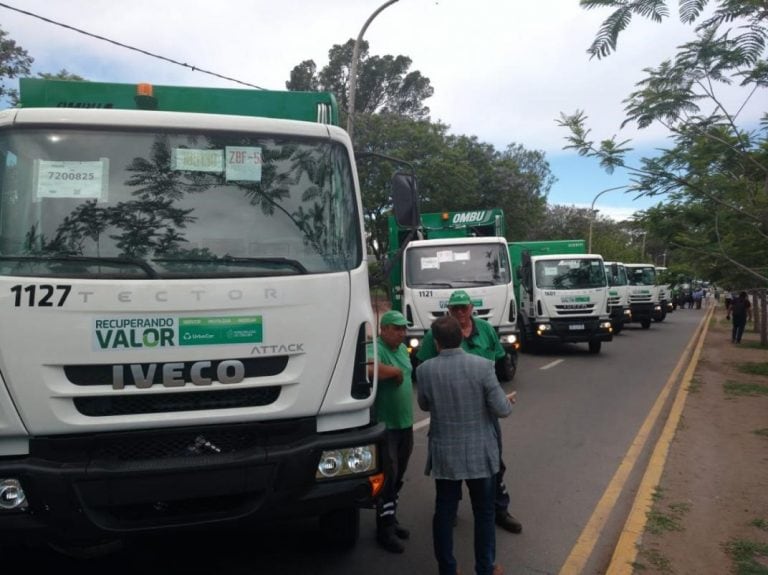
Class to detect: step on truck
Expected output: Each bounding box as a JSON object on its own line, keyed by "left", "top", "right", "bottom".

{"left": 604, "top": 261, "right": 632, "bottom": 334}
{"left": 624, "top": 263, "right": 662, "bottom": 329}
{"left": 508, "top": 240, "right": 613, "bottom": 354}
{"left": 387, "top": 209, "right": 519, "bottom": 380}
{"left": 0, "top": 78, "right": 406, "bottom": 552}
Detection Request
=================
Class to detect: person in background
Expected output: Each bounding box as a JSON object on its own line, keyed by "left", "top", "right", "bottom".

{"left": 367, "top": 310, "right": 414, "bottom": 553}
{"left": 730, "top": 291, "right": 752, "bottom": 344}
{"left": 417, "top": 315, "right": 513, "bottom": 575}
{"left": 417, "top": 289, "right": 522, "bottom": 535}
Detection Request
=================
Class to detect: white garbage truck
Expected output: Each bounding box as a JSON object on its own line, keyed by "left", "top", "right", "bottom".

{"left": 0, "top": 78, "right": 404, "bottom": 551}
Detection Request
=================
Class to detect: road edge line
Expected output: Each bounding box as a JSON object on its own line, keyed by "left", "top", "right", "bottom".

{"left": 558, "top": 311, "right": 710, "bottom": 575}
{"left": 605, "top": 305, "right": 714, "bottom": 574}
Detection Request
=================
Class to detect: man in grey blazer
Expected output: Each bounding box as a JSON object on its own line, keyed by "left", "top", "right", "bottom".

{"left": 417, "top": 316, "right": 514, "bottom": 575}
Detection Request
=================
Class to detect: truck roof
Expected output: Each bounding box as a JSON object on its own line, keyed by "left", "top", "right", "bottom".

{"left": 405, "top": 236, "right": 508, "bottom": 248}
{"left": 0, "top": 107, "right": 344, "bottom": 143}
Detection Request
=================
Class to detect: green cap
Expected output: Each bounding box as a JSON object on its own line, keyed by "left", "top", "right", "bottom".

{"left": 380, "top": 310, "right": 408, "bottom": 326}
{"left": 448, "top": 290, "right": 472, "bottom": 307}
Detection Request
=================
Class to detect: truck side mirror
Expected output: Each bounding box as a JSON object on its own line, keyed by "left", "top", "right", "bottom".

{"left": 391, "top": 172, "right": 419, "bottom": 228}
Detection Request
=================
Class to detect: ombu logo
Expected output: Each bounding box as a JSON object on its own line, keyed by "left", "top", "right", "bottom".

{"left": 94, "top": 317, "right": 176, "bottom": 350}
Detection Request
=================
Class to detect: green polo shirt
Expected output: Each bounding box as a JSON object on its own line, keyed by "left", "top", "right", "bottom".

{"left": 367, "top": 337, "right": 413, "bottom": 430}
{"left": 417, "top": 317, "right": 505, "bottom": 362}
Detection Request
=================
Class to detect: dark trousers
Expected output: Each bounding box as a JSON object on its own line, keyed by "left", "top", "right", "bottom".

{"left": 433, "top": 476, "right": 496, "bottom": 575}
{"left": 377, "top": 427, "right": 413, "bottom": 530}
{"left": 732, "top": 315, "right": 747, "bottom": 343}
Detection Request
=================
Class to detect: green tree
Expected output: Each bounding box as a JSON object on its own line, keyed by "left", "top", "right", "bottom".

{"left": 286, "top": 39, "right": 433, "bottom": 121}
{"left": 0, "top": 25, "right": 33, "bottom": 105}
{"left": 37, "top": 69, "right": 85, "bottom": 81}
{"left": 560, "top": 0, "right": 768, "bottom": 287}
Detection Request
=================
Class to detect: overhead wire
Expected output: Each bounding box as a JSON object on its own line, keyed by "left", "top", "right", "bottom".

{"left": 0, "top": 1, "right": 267, "bottom": 90}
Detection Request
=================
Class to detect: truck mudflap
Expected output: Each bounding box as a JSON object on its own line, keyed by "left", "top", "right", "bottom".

{"left": 0, "top": 418, "right": 384, "bottom": 542}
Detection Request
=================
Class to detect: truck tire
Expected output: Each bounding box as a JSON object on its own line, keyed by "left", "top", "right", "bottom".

{"left": 641, "top": 319, "right": 651, "bottom": 329}
{"left": 612, "top": 322, "right": 623, "bottom": 335}
{"left": 496, "top": 352, "right": 516, "bottom": 382}
{"left": 588, "top": 340, "right": 602, "bottom": 354}
{"left": 319, "top": 506, "right": 360, "bottom": 549}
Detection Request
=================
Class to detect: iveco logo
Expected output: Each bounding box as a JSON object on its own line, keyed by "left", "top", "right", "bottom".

{"left": 111, "top": 359, "right": 246, "bottom": 390}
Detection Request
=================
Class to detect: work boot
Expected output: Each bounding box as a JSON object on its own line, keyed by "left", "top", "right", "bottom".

{"left": 393, "top": 520, "right": 410, "bottom": 540}
{"left": 495, "top": 511, "right": 522, "bottom": 534}
{"left": 377, "top": 526, "right": 404, "bottom": 553}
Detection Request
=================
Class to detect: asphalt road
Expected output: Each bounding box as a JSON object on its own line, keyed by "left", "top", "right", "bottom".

{"left": 10, "top": 307, "right": 706, "bottom": 575}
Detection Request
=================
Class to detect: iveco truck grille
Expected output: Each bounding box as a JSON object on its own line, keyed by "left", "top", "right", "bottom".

{"left": 554, "top": 303, "right": 595, "bottom": 315}
{"left": 74, "top": 387, "right": 281, "bottom": 417}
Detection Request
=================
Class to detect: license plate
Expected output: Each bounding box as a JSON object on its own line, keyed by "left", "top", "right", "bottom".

{"left": 569, "top": 324, "right": 585, "bottom": 330}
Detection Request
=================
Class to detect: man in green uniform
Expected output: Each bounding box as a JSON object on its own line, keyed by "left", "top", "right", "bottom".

{"left": 368, "top": 310, "right": 414, "bottom": 553}
{"left": 417, "top": 290, "right": 522, "bottom": 534}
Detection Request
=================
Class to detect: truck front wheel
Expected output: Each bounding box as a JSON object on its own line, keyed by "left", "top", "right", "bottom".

{"left": 588, "top": 340, "right": 602, "bottom": 354}
{"left": 319, "top": 506, "right": 360, "bottom": 549}
{"left": 641, "top": 319, "right": 651, "bottom": 329}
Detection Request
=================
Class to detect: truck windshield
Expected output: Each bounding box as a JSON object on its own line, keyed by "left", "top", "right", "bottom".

{"left": 405, "top": 242, "right": 511, "bottom": 288}
{"left": 606, "top": 265, "right": 628, "bottom": 286}
{"left": 627, "top": 267, "right": 656, "bottom": 286}
{"left": 535, "top": 258, "right": 606, "bottom": 289}
{"left": 0, "top": 129, "right": 360, "bottom": 278}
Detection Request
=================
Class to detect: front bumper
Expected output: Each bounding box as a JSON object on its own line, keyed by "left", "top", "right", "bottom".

{"left": 0, "top": 418, "right": 383, "bottom": 542}
{"left": 531, "top": 318, "right": 613, "bottom": 343}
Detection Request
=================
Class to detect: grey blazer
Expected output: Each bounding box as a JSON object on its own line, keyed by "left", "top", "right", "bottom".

{"left": 416, "top": 348, "right": 512, "bottom": 480}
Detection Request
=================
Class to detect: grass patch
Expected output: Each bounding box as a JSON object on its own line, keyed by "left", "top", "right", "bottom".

{"left": 737, "top": 362, "right": 768, "bottom": 377}
{"left": 724, "top": 381, "right": 768, "bottom": 397}
{"left": 723, "top": 539, "right": 768, "bottom": 575}
{"left": 687, "top": 376, "right": 703, "bottom": 393}
{"left": 647, "top": 509, "right": 685, "bottom": 535}
{"left": 635, "top": 548, "right": 674, "bottom": 574}
{"left": 751, "top": 519, "right": 768, "bottom": 532}
{"left": 651, "top": 486, "right": 665, "bottom": 502}
{"left": 742, "top": 341, "right": 768, "bottom": 350}
{"left": 754, "top": 429, "right": 768, "bottom": 438}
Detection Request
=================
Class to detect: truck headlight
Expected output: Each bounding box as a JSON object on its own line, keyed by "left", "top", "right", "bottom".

{"left": 600, "top": 321, "right": 613, "bottom": 330}
{"left": 501, "top": 334, "right": 518, "bottom": 345}
{"left": 408, "top": 338, "right": 420, "bottom": 349}
{"left": 0, "top": 478, "right": 28, "bottom": 511}
{"left": 316, "top": 445, "right": 377, "bottom": 479}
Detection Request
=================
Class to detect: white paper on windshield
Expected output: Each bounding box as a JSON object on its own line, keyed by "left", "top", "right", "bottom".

{"left": 543, "top": 266, "right": 558, "bottom": 276}
{"left": 171, "top": 148, "right": 223, "bottom": 172}
{"left": 559, "top": 260, "right": 580, "bottom": 268}
{"left": 421, "top": 257, "right": 440, "bottom": 270}
{"left": 35, "top": 159, "right": 108, "bottom": 200}
{"left": 454, "top": 251, "right": 470, "bottom": 261}
{"left": 225, "top": 146, "right": 263, "bottom": 181}
{"left": 436, "top": 250, "right": 454, "bottom": 263}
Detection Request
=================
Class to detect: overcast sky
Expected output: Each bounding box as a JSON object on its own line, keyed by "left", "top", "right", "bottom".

{"left": 2, "top": 0, "right": 756, "bottom": 220}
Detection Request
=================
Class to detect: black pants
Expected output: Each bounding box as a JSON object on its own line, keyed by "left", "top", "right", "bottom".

{"left": 377, "top": 427, "right": 414, "bottom": 529}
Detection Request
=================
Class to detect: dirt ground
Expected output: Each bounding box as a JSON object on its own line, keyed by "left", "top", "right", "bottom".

{"left": 632, "top": 307, "right": 768, "bottom": 574}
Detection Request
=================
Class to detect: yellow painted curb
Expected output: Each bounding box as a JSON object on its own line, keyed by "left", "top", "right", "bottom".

{"left": 606, "top": 304, "right": 714, "bottom": 574}
{"left": 558, "top": 307, "right": 712, "bottom": 575}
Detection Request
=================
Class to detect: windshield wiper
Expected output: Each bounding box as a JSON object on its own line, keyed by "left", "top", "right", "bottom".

{"left": 455, "top": 279, "right": 496, "bottom": 286}
{"left": 152, "top": 256, "right": 309, "bottom": 274}
{"left": 0, "top": 255, "right": 158, "bottom": 278}
{"left": 413, "top": 281, "right": 454, "bottom": 288}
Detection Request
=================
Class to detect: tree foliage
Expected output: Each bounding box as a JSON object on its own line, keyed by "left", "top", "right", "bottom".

{"left": 562, "top": 0, "right": 768, "bottom": 287}
{"left": 286, "top": 39, "right": 434, "bottom": 121}
{"left": 354, "top": 113, "right": 553, "bottom": 263}
{"left": 0, "top": 26, "right": 33, "bottom": 104}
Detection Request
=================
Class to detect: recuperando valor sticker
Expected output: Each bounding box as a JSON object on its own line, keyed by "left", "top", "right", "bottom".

{"left": 93, "top": 316, "right": 263, "bottom": 350}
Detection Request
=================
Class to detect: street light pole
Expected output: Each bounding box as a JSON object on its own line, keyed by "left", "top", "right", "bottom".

{"left": 346, "top": 0, "right": 400, "bottom": 143}
{"left": 587, "top": 185, "right": 628, "bottom": 253}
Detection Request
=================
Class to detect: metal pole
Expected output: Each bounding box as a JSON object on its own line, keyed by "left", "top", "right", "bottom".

{"left": 347, "top": 0, "right": 400, "bottom": 143}
{"left": 588, "top": 185, "right": 628, "bottom": 253}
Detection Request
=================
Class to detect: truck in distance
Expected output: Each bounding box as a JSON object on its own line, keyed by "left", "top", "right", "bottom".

{"left": 624, "top": 263, "right": 662, "bottom": 329}
{"left": 508, "top": 240, "right": 613, "bottom": 354}
{"left": 604, "top": 261, "right": 632, "bottom": 334}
